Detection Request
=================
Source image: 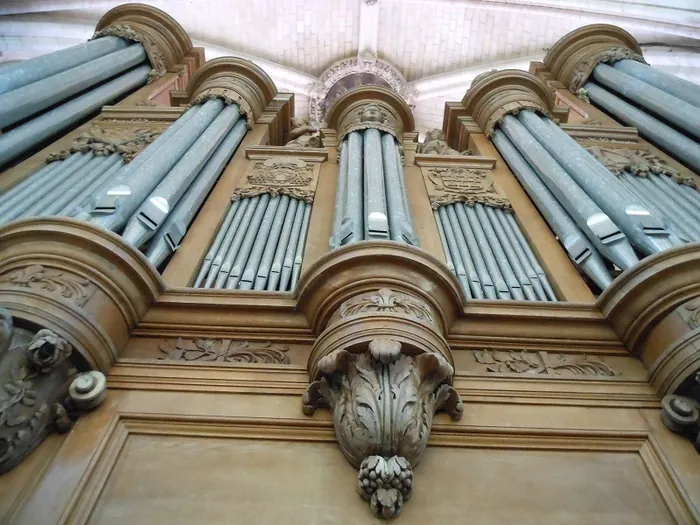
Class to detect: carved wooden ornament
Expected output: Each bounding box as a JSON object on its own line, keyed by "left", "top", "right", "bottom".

{"left": 233, "top": 156, "right": 319, "bottom": 203}
{"left": 424, "top": 166, "right": 511, "bottom": 210}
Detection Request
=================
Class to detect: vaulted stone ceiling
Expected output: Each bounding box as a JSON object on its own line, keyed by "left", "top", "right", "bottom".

{"left": 1, "top": 0, "right": 699, "bottom": 135}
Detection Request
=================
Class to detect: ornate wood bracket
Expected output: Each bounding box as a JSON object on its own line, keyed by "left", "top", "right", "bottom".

{"left": 0, "top": 307, "right": 106, "bottom": 475}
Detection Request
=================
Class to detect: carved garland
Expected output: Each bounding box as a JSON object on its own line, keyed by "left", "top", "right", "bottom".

{"left": 473, "top": 349, "right": 619, "bottom": 377}
{"left": 47, "top": 125, "right": 162, "bottom": 164}
{"left": 425, "top": 167, "right": 512, "bottom": 210}
{"left": 158, "top": 338, "right": 291, "bottom": 364}
{"left": 233, "top": 157, "right": 317, "bottom": 203}
{"left": 92, "top": 24, "right": 168, "bottom": 82}
{"left": 569, "top": 45, "right": 646, "bottom": 92}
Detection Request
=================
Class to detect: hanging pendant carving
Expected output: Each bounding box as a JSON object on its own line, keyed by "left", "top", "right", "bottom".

{"left": 0, "top": 307, "right": 107, "bottom": 474}
{"left": 302, "top": 339, "right": 462, "bottom": 519}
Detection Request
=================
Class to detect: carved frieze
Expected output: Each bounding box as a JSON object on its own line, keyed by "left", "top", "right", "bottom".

{"left": 233, "top": 156, "right": 318, "bottom": 203}
{"left": 0, "top": 265, "right": 95, "bottom": 308}
{"left": 473, "top": 349, "right": 619, "bottom": 377}
{"left": 47, "top": 124, "right": 162, "bottom": 163}
{"left": 93, "top": 24, "right": 168, "bottom": 81}
{"left": 416, "top": 129, "right": 471, "bottom": 156}
{"left": 158, "top": 338, "right": 291, "bottom": 364}
{"left": 0, "top": 307, "right": 107, "bottom": 474}
{"left": 336, "top": 288, "right": 435, "bottom": 327}
{"left": 302, "top": 340, "right": 462, "bottom": 519}
{"left": 424, "top": 167, "right": 511, "bottom": 210}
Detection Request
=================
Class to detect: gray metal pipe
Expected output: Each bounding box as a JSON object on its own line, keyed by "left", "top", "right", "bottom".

{"left": 146, "top": 118, "right": 248, "bottom": 268}
{"left": 251, "top": 196, "right": 290, "bottom": 290}
{"left": 593, "top": 63, "right": 700, "bottom": 140}
{"left": 92, "top": 99, "right": 223, "bottom": 233}
{"left": 268, "top": 199, "right": 299, "bottom": 291}
{"left": 227, "top": 194, "right": 273, "bottom": 290}
{"left": 492, "top": 129, "right": 611, "bottom": 291}
{"left": 500, "top": 114, "right": 638, "bottom": 271}
{"left": 212, "top": 196, "right": 258, "bottom": 289}
{"left": 339, "top": 132, "right": 363, "bottom": 246}
{"left": 280, "top": 202, "right": 306, "bottom": 291}
{"left": 363, "top": 128, "right": 389, "bottom": 240}
{"left": 0, "top": 44, "right": 146, "bottom": 130}
{"left": 447, "top": 204, "right": 483, "bottom": 299}
{"left": 0, "top": 152, "right": 94, "bottom": 224}
{"left": 239, "top": 195, "right": 282, "bottom": 290}
{"left": 490, "top": 208, "right": 548, "bottom": 301}
{"left": 395, "top": 145, "right": 418, "bottom": 245}
{"left": 290, "top": 202, "right": 312, "bottom": 290}
{"left": 440, "top": 205, "right": 474, "bottom": 299}
{"left": 434, "top": 209, "right": 455, "bottom": 274}
{"left": 195, "top": 199, "right": 240, "bottom": 288}
{"left": 527, "top": 113, "right": 674, "bottom": 256}
{"left": 613, "top": 59, "right": 700, "bottom": 109}
{"left": 645, "top": 174, "right": 700, "bottom": 230}
{"left": 654, "top": 173, "right": 700, "bottom": 216}
{"left": 0, "top": 64, "right": 150, "bottom": 169}
{"left": 122, "top": 102, "right": 238, "bottom": 248}
{"left": 0, "top": 36, "right": 128, "bottom": 95}
{"left": 41, "top": 154, "right": 122, "bottom": 217}
{"left": 478, "top": 204, "right": 533, "bottom": 300}
{"left": 679, "top": 183, "right": 700, "bottom": 207}
{"left": 64, "top": 157, "right": 125, "bottom": 218}
{"left": 584, "top": 81, "right": 700, "bottom": 173}
{"left": 330, "top": 141, "right": 349, "bottom": 249}
{"left": 0, "top": 159, "right": 60, "bottom": 209}
{"left": 453, "top": 204, "right": 495, "bottom": 299}
{"left": 381, "top": 132, "right": 413, "bottom": 244}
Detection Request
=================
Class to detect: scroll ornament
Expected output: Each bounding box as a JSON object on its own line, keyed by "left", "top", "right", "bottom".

{"left": 661, "top": 372, "right": 700, "bottom": 454}
{"left": 302, "top": 339, "right": 463, "bottom": 519}
{"left": 47, "top": 125, "right": 161, "bottom": 164}
{"left": 233, "top": 157, "right": 316, "bottom": 203}
{"left": 426, "top": 167, "right": 512, "bottom": 210}
{"left": 92, "top": 24, "right": 167, "bottom": 82}
{"left": 0, "top": 307, "right": 107, "bottom": 474}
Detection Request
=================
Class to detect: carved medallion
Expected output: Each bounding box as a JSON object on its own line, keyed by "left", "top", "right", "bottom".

{"left": 158, "top": 338, "right": 291, "bottom": 364}
{"left": 425, "top": 167, "right": 511, "bottom": 210}
{"left": 302, "top": 340, "right": 462, "bottom": 519}
{"left": 0, "top": 265, "right": 94, "bottom": 307}
{"left": 233, "top": 157, "right": 317, "bottom": 203}
{"left": 473, "top": 349, "right": 619, "bottom": 377}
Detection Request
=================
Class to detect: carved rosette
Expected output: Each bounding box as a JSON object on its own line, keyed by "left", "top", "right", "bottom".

{"left": 544, "top": 24, "right": 646, "bottom": 92}
{"left": 93, "top": 4, "right": 194, "bottom": 79}
{"left": 170, "top": 57, "right": 278, "bottom": 129}
{"left": 233, "top": 156, "right": 318, "bottom": 203}
{"left": 461, "top": 69, "right": 562, "bottom": 136}
{"left": 0, "top": 306, "right": 107, "bottom": 474}
{"left": 303, "top": 285, "right": 462, "bottom": 519}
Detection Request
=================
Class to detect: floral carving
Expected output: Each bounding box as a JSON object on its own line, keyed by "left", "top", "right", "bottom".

{"left": 47, "top": 125, "right": 161, "bottom": 163}
{"left": 302, "top": 341, "right": 462, "bottom": 519}
{"left": 569, "top": 46, "right": 645, "bottom": 91}
{"left": 93, "top": 24, "right": 167, "bottom": 80}
{"left": 26, "top": 330, "right": 72, "bottom": 373}
{"left": 416, "top": 129, "right": 470, "bottom": 156}
{"left": 0, "top": 265, "right": 93, "bottom": 307}
{"left": 158, "top": 338, "right": 291, "bottom": 364}
{"left": 426, "top": 167, "right": 512, "bottom": 210}
{"left": 233, "top": 157, "right": 316, "bottom": 203}
{"left": 473, "top": 349, "right": 619, "bottom": 377}
{"left": 339, "top": 288, "right": 435, "bottom": 326}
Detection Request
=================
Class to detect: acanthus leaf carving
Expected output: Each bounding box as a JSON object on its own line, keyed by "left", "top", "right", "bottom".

{"left": 0, "top": 265, "right": 94, "bottom": 307}
{"left": 338, "top": 288, "right": 435, "bottom": 327}
{"left": 232, "top": 156, "right": 317, "bottom": 203}
{"left": 302, "top": 340, "right": 462, "bottom": 519}
{"left": 47, "top": 125, "right": 162, "bottom": 164}
{"left": 473, "top": 349, "right": 620, "bottom": 377}
{"left": 158, "top": 338, "right": 291, "bottom": 364}
{"left": 425, "top": 167, "right": 512, "bottom": 210}
{"left": 92, "top": 24, "right": 167, "bottom": 81}
{"left": 569, "top": 46, "right": 646, "bottom": 92}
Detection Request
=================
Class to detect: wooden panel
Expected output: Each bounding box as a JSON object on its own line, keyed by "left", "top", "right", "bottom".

{"left": 84, "top": 432, "right": 676, "bottom": 525}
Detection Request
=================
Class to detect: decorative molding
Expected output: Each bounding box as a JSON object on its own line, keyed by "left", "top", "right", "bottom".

{"left": 0, "top": 265, "right": 94, "bottom": 308}
{"left": 337, "top": 288, "right": 435, "bottom": 327}
{"left": 424, "top": 166, "right": 511, "bottom": 210}
{"left": 302, "top": 341, "right": 462, "bottom": 519}
{"left": 473, "top": 349, "right": 620, "bottom": 377}
{"left": 544, "top": 24, "right": 646, "bottom": 91}
{"left": 416, "top": 129, "right": 470, "bottom": 156}
{"left": 158, "top": 338, "right": 291, "bottom": 364}
{"left": 233, "top": 156, "right": 317, "bottom": 203}
{"left": 0, "top": 308, "right": 107, "bottom": 474}
{"left": 309, "top": 55, "right": 415, "bottom": 125}
{"left": 46, "top": 124, "right": 162, "bottom": 164}
{"left": 337, "top": 101, "right": 400, "bottom": 143}
{"left": 93, "top": 24, "right": 167, "bottom": 81}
